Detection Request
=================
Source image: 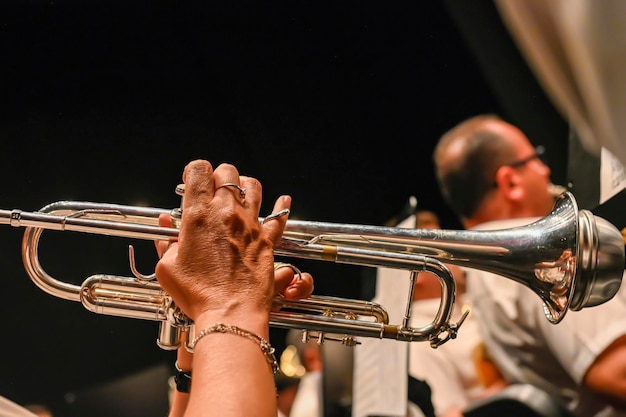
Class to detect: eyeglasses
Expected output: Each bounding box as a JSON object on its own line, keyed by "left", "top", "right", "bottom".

{"left": 503, "top": 145, "right": 546, "bottom": 168}
{"left": 492, "top": 145, "right": 546, "bottom": 188}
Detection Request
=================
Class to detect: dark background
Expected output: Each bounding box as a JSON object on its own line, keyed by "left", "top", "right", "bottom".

{"left": 1, "top": 0, "right": 576, "bottom": 414}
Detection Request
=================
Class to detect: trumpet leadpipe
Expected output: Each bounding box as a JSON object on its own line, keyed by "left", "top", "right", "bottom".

{"left": 1, "top": 204, "right": 175, "bottom": 241}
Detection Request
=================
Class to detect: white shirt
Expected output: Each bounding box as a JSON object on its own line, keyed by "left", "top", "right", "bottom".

{"left": 289, "top": 370, "right": 323, "bottom": 417}
{"left": 408, "top": 296, "right": 485, "bottom": 415}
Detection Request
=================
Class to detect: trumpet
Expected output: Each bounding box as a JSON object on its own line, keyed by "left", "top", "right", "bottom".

{"left": 1, "top": 188, "right": 623, "bottom": 350}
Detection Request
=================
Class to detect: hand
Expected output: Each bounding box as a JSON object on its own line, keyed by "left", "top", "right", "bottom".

{"left": 172, "top": 261, "right": 314, "bottom": 372}
{"left": 154, "top": 159, "right": 313, "bottom": 323}
{"left": 157, "top": 159, "right": 314, "bottom": 417}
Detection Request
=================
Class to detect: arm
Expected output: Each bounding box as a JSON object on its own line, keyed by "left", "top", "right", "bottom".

{"left": 583, "top": 334, "right": 626, "bottom": 410}
{"left": 168, "top": 336, "right": 193, "bottom": 417}
{"left": 155, "top": 160, "right": 312, "bottom": 417}
{"left": 167, "top": 264, "right": 313, "bottom": 417}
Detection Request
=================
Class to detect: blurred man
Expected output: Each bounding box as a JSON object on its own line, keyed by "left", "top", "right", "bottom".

{"left": 433, "top": 114, "right": 626, "bottom": 416}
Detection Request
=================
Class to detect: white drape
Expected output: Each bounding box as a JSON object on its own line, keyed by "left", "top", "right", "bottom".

{"left": 495, "top": 0, "right": 626, "bottom": 166}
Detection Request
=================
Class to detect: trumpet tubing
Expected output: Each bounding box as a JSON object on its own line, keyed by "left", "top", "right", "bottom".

{"left": 1, "top": 189, "right": 624, "bottom": 350}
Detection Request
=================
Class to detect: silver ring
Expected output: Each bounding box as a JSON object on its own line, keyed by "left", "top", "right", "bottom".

{"left": 217, "top": 183, "right": 246, "bottom": 200}
{"left": 262, "top": 208, "right": 290, "bottom": 224}
{"left": 274, "top": 262, "right": 303, "bottom": 281}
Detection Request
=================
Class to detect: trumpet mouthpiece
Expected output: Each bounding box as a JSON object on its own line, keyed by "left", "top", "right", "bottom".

{"left": 548, "top": 183, "right": 568, "bottom": 197}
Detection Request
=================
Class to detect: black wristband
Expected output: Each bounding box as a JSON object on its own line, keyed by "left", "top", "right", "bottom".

{"left": 174, "top": 361, "right": 192, "bottom": 393}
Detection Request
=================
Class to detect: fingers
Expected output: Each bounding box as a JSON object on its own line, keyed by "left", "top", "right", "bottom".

{"left": 158, "top": 159, "right": 294, "bottom": 323}
{"left": 284, "top": 272, "right": 314, "bottom": 299}
{"left": 178, "top": 160, "right": 255, "bottom": 244}
{"left": 274, "top": 263, "right": 314, "bottom": 300}
{"left": 182, "top": 160, "right": 260, "bottom": 210}
{"left": 274, "top": 264, "right": 295, "bottom": 294}
{"left": 239, "top": 175, "right": 262, "bottom": 213}
{"left": 168, "top": 160, "right": 288, "bottom": 255}
{"left": 181, "top": 160, "right": 216, "bottom": 211}
{"left": 155, "top": 212, "right": 176, "bottom": 258}
{"left": 262, "top": 195, "right": 292, "bottom": 246}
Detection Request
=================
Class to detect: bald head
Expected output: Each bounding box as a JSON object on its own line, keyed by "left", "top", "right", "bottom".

{"left": 434, "top": 114, "right": 556, "bottom": 226}
{"left": 433, "top": 115, "right": 518, "bottom": 220}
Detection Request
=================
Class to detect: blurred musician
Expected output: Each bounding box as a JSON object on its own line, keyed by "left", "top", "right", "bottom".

{"left": 284, "top": 329, "right": 324, "bottom": 417}
{"left": 407, "top": 211, "right": 507, "bottom": 417}
{"left": 433, "top": 115, "right": 626, "bottom": 416}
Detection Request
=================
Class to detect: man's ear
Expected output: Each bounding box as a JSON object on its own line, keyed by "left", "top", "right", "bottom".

{"left": 494, "top": 166, "right": 524, "bottom": 201}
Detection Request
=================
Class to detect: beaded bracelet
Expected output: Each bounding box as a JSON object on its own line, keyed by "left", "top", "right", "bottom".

{"left": 189, "top": 323, "right": 279, "bottom": 374}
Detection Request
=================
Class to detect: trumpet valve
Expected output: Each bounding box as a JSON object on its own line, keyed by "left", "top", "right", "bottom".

{"left": 170, "top": 184, "right": 185, "bottom": 228}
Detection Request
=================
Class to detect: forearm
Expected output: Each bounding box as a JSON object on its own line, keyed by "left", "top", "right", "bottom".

{"left": 168, "top": 343, "right": 193, "bottom": 417}
{"left": 183, "top": 312, "right": 277, "bottom": 417}
{"left": 153, "top": 161, "right": 297, "bottom": 417}
{"left": 169, "top": 391, "right": 190, "bottom": 417}
{"left": 584, "top": 334, "right": 626, "bottom": 409}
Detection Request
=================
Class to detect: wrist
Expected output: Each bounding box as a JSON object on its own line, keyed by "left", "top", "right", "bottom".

{"left": 187, "top": 322, "right": 279, "bottom": 375}
{"left": 194, "top": 309, "right": 270, "bottom": 340}
{"left": 177, "top": 346, "right": 193, "bottom": 371}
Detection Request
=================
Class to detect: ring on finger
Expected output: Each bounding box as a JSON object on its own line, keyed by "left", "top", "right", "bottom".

{"left": 217, "top": 183, "right": 246, "bottom": 200}
{"left": 274, "top": 262, "right": 303, "bottom": 281}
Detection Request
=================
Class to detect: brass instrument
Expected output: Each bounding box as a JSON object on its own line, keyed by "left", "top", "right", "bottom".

{"left": 1, "top": 189, "right": 623, "bottom": 350}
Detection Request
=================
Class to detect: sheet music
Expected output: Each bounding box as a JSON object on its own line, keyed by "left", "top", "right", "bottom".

{"left": 352, "top": 337, "right": 408, "bottom": 417}
{"left": 352, "top": 215, "right": 414, "bottom": 417}
{"left": 600, "top": 147, "right": 626, "bottom": 204}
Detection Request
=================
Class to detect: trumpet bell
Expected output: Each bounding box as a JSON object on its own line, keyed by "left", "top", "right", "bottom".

{"left": 571, "top": 209, "right": 624, "bottom": 309}
{"left": 524, "top": 193, "right": 624, "bottom": 317}
{"left": 279, "top": 191, "right": 625, "bottom": 324}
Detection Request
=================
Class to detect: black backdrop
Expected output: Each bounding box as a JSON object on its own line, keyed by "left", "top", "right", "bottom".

{"left": 1, "top": 0, "right": 570, "bottom": 413}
